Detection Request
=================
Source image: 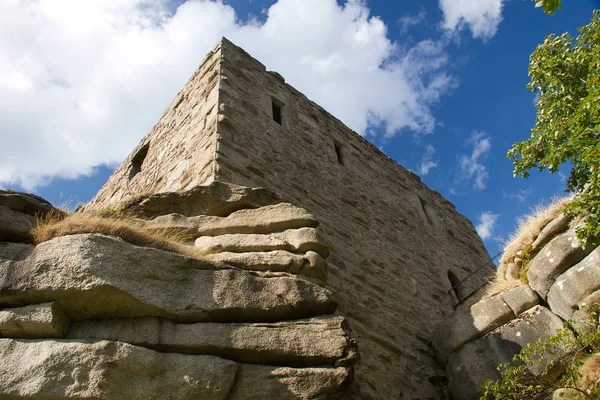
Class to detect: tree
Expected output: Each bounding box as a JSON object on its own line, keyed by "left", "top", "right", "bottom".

{"left": 507, "top": 10, "right": 600, "bottom": 246}
{"left": 535, "top": 0, "right": 562, "bottom": 15}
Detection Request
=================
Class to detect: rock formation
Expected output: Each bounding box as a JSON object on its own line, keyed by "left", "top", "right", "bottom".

{"left": 434, "top": 208, "right": 600, "bottom": 400}
{"left": 0, "top": 187, "right": 357, "bottom": 399}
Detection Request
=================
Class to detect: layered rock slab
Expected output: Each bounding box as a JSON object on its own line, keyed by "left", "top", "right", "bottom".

{"left": 195, "top": 227, "right": 329, "bottom": 258}
{"left": 68, "top": 316, "right": 351, "bottom": 366}
{"left": 136, "top": 203, "right": 318, "bottom": 237}
{"left": 206, "top": 250, "right": 327, "bottom": 280}
{"left": 527, "top": 229, "right": 593, "bottom": 298}
{"left": 446, "top": 306, "right": 565, "bottom": 400}
{"left": 0, "top": 234, "right": 336, "bottom": 322}
{"left": 548, "top": 246, "right": 600, "bottom": 320}
{"left": 0, "top": 302, "right": 70, "bottom": 338}
{"left": 0, "top": 205, "right": 35, "bottom": 243}
{"left": 0, "top": 338, "right": 238, "bottom": 400}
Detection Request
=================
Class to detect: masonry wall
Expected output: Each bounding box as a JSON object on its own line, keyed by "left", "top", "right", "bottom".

{"left": 85, "top": 38, "right": 497, "bottom": 399}
{"left": 85, "top": 44, "right": 222, "bottom": 210}
{"left": 213, "top": 39, "right": 496, "bottom": 400}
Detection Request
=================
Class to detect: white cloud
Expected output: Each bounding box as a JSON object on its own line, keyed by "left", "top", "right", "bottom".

{"left": 438, "top": 0, "right": 503, "bottom": 41}
{"left": 399, "top": 9, "right": 426, "bottom": 34}
{"left": 457, "top": 131, "right": 491, "bottom": 191}
{"left": 503, "top": 188, "right": 532, "bottom": 202}
{"left": 417, "top": 144, "right": 438, "bottom": 176}
{"left": 0, "top": 0, "right": 456, "bottom": 189}
{"left": 476, "top": 211, "right": 499, "bottom": 240}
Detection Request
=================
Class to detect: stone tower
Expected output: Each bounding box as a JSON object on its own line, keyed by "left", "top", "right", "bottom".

{"left": 87, "top": 38, "right": 496, "bottom": 399}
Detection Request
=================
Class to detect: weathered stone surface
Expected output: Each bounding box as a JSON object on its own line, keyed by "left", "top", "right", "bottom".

{"left": 68, "top": 316, "right": 351, "bottom": 367}
{"left": 0, "top": 189, "right": 55, "bottom": 216}
{"left": 0, "top": 338, "right": 237, "bottom": 399}
{"left": 433, "top": 294, "right": 515, "bottom": 364}
{"left": 527, "top": 229, "right": 593, "bottom": 298}
{"left": 0, "top": 204, "right": 35, "bottom": 243}
{"left": 548, "top": 246, "right": 600, "bottom": 320}
{"left": 531, "top": 212, "right": 571, "bottom": 252}
{"left": 505, "top": 262, "right": 520, "bottom": 280}
{"left": 132, "top": 203, "right": 316, "bottom": 238}
{"left": 206, "top": 250, "right": 327, "bottom": 280}
{"left": 194, "top": 203, "right": 317, "bottom": 236}
{"left": 195, "top": 227, "right": 329, "bottom": 258}
{"left": 501, "top": 285, "right": 539, "bottom": 316}
{"left": 94, "top": 181, "right": 283, "bottom": 219}
{"left": 83, "top": 38, "right": 497, "bottom": 399}
{"left": 0, "top": 302, "right": 70, "bottom": 338}
{"left": 0, "top": 234, "right": 336, "bottom": 322}
{"left": 229, "top": 364, "right": 350, "bottom": 400}
{"left": 447, "top": 306, "right": 565, "bottom": 400}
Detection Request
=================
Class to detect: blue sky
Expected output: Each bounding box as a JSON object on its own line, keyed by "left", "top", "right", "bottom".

{"left": 1, "top": 0, "right": 598, "bottom": 256}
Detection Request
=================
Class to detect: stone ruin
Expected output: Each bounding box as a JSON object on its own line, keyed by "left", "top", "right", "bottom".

{"left": 5, "top": 38, "right": 595, "bottom": 399}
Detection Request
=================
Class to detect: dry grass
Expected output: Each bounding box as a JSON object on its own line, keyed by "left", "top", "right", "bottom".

{"left": 498, "top": 196, "right": 572, "bottom": 274}
{"left": 465, "top": 196, "right": 573, "bottom": 301}
{"left": 32, "top": 211, "right": 204, "bottom": 259}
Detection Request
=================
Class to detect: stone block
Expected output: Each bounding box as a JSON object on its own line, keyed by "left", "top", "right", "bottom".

{"left": 527, "top": 229, "right": 593, "bottom": 299}
{"left": 531, "top": 212, "right": 571, "bottom": 252}
{"left": 501, "top": 285, "right": 539, "bottom": 316}
{"left": 548, "top": 246, "right": 600, "bottom": 320}
{"left": 433, "top": 294, "right": 514, "bottom": 364}
{"left": 0, "top": 338, "right": 237, "bottom": 399}
{"left": 0, "top": 302, "right": 70, "bottom": 338}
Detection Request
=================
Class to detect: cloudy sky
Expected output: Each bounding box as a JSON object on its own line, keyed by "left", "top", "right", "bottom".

{"left": 1, "top": 0, "right": 598, "bottom": 255}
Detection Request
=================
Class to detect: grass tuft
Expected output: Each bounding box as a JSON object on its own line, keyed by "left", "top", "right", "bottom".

{"left": 32, "top": 212, "right": 205, "bottom": 259}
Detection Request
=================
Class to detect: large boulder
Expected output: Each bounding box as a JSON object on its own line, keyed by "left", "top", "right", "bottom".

{"left": 0, "top": 189, "right": 56, "bottom": 216}
{"left": 0, "top": 338, "right": 238, "bottom": 399}
{"left": 0, "top": 234, "right": 336, "bottom": 322}
{"left": 0, "top": 204, "right": 35, "bottom": 243}
{"left": 527, "top": 229, "right": 593, "bottom": 299}
{"left": 67, "top": 316, "right": 353, "bottom": 367}
{"left": 547, "top": 246, "right": 600, "bottom": 320}
{"left": 433, "top": 293, "right": 515, "bottom": 364}
{"left": 446, "top": 306, "right": 566, "bottom": 400}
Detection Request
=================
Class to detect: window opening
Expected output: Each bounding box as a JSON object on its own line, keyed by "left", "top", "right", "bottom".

{"left": 418, "top": 196, "right": 435, "bottom": 226}
{"left": 272, "top": 100, "right": 282, "bottom": 125}
{"left": 129, "top": 143, "right": 150, "bottom": 180}
{"left": 334, "top": 142, "right": 344, "bottom": 166}
{"left": 447, "top": 270, "right": 462, "bottom": 301}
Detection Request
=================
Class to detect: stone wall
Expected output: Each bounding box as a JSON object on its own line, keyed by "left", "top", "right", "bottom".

{"left": 85, "top": 43, "right": 224, "bottom": 210}
{"left": 86, "top": 38, "right": 496, "bottom": 399}
{"left": 212, "top": 39, "right": 495, "bottom": 399}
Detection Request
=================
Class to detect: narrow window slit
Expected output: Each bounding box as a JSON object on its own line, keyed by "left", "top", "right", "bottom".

{"left": 272, "top": 100, "right": 282, "bottom": 125}
{"left": 129, "top": 143, "right": 150, "bottom": 180}
{"left": 334, "top": 142, "right": 344, "bottom": 166}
